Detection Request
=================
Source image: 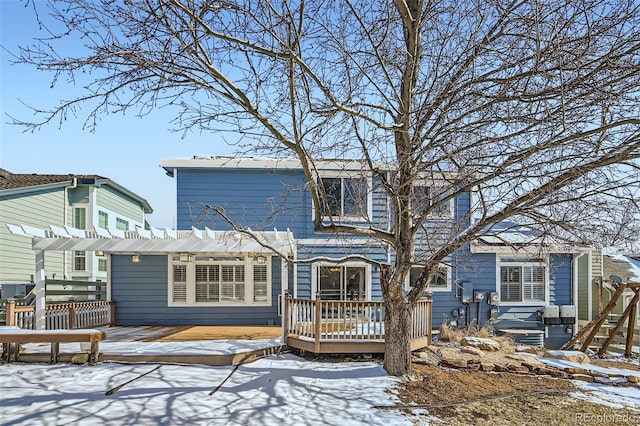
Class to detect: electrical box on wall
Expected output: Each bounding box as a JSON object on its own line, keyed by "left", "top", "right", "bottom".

{"left": 488, "top": 292, "right": 499, "bottom": 305}
{"left": 542, "top": 305, "right": 562, "bottom": 325}
{"left": 560, "top": 305, "right": 576, "bottom": 324}
{"left": 461, "top": 281, "right": 474, "bottom": 304}
{"left": 474, "top": 291, "right": 485, "bottom": 303}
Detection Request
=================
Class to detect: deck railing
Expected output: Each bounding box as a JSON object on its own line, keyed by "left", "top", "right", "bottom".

{"left": 3, "top": 300, "right": 115, "bottom": 330}
{"left": 284, "top": 295, "right": 432, "bottom": 351}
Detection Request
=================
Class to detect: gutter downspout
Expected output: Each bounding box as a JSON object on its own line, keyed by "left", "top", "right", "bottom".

{"left": 573, "top": 251, "right": 587, "bottom": 335}
{"left": 63, "top": 177, "right": 78, "bottom": 279}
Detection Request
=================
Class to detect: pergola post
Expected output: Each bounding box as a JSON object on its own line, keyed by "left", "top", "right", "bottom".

{"left": 34, "top": 250, "right": 46, "bottom": 330}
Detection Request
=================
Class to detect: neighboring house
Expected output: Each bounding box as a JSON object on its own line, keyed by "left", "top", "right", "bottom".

{"left": 0, "top": 169, "right": 152, "bottom": 297}
{"left": 100, "top": 156, "right": 587, "bottom": 348}
{"left": 577, "top": 248, "right": 640, "bottom": 328}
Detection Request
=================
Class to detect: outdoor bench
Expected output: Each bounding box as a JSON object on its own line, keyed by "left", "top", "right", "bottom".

{"left": 0, "top": 326, "right": 107, "bottom": 363}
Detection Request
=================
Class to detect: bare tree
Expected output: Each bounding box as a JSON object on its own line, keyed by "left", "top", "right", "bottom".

{"left": 8, "top": 0, "right": 640, "bottom": 375}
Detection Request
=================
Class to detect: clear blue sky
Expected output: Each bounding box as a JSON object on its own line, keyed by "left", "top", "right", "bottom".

{"left": 0, "top": 1, "right": 235, "bottom": 228}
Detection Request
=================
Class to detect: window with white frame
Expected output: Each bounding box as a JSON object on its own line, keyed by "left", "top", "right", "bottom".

{"left": 499, "top": 260, "right": 545, "bottom": 303}
{"left": 116, "top": 218, "right": 129, "bottom": 231}
{"left": 412, "top": 184, "right": 453, "bottom": 218}
{"left": 98, "top": 257, "right": 108, "bottom": 272}
{"left": 406, "top": 264, "right": 451, "bottom": 292}
{"left": 317, "top": 174, "right": 370, "bottom": 220}
{"left": 169, "top": 254, "right": 271, "bottom": 306}
{"left": 98, "top": 211, "right": 109, "bottom": 229}
{"left": 315, "top": 264, "right": 368, "bottom": 300}
{"left": 172, "top": 263, "right": 187, "bottom": 302}
{"left": 74, "top": 207, "right": 86, "bottom": 229}
{"left": 74, "top": 250, "right": 86, "bottom": 271}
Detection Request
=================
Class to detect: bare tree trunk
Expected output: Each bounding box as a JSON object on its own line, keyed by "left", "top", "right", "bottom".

{"left": 383, "top": 298, "right": 412, "bottom": 376}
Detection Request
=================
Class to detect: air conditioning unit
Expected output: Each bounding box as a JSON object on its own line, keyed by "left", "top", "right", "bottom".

{"left": 542, "top": 305, "right": 561, "bottom": 325}
{"left": 560, "top": 305, "right": 576, "bottom": 324}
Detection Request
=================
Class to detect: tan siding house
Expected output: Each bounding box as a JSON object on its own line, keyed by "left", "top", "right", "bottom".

{"left": 0, "top": 169, "right": 152, "bottom": 289}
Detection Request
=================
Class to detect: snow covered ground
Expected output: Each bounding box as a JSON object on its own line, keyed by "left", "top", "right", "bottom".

{"left": 540, "top": 356, "right": 640, "bottom": 410}
{"left": 0, "top": 345, "right": 411, "bottom": 426}
{"left": 2, "top": 339, "right": 640, "bottom": 426}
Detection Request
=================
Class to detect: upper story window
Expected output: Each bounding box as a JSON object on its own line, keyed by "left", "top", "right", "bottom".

{"left": 317, "top": 174, "right": 371, "bottom": 221}
{"left": 98, "top": 211, "right": 109, "bottom": 229}
{"left": 116, "top": 218, "right": 129, "bottom": 231}
{"left": 413, "top": 184, "right": 453, "bottom": 218}
{"left": 499, "top": 259, "right": 546, "bottom": 304}
{"left": 74, "top": 208, "right": 87, "bottom": 229}
{"left": 406, "top": 264, "right": 451, "bottom": 293}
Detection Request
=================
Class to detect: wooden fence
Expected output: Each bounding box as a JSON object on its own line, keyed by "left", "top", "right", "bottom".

{"left": 3, "top": 300, "right": 115, "bottom": 330}
{"left": 284, "top": 295, "right": 432, "bottom": 353}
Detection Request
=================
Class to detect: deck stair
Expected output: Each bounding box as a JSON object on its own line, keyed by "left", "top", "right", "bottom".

{"left": 561, "top": 280, "right": 639, "bottom": 358}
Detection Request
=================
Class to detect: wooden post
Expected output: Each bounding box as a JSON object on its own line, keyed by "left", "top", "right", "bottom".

{"left": 625, "top": 296, "right": 637, "bottom": 358}
{"left": 34, "top": 250, "right": 46, "bottom": 330}
{"left": 109, "top": 301, "right": 117, "bottom": 326}
{"left": 561, "top": 283, "right": 626, "bottom": 350}
{"left": 68, "top": 300, "right": 76, "bottom": 329}
{"left": 580, "top": 283, "right": 626, "bottom": 352}
{"left": 283, "top": 292, "right": 290, "bottom": 345}
{"left": 6, "top": 300, "right": 16, "bottom": 326}
{"left": 314, "top": 295, "right": 321, "bottom": 353}
{"left": 598, "top": 290, "right": 639, "bottom": 356}
{"left": 426, "top": 295, "right": 433, "bottom": 345}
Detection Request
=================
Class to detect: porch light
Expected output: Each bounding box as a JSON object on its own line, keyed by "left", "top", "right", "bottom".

{"left": 131, "top": 255, "right": 140, "bottom": 263}
{"left": 95, "top": 250, "right": 104, "bottom": 256}
{"left": 255, "top": 255, "right": 267, "bottom": 264}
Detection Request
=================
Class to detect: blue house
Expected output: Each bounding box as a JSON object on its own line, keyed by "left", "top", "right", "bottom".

{"left": 96, "top": 157, "right": 590, "bottom": 347}
{"left": 9, "top": 157, "right": 593, "bottom": 349}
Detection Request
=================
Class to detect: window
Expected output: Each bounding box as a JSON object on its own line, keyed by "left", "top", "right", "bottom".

{"left": 98, "top": 211, "right": 109, "bottom": 229}
{"left": 407, "top": 264, "right": 451, "bottom": 292}
{"left": 254, "top": 264, "right": 268, "bottom": 302}
{"left": 499, "top": 263, "right": 545, "bottom": 303}
{"left": 74, "top": 251, "right": 86, "bottom": 271}
{"left": 74, "top": 208, "right": 86, "bottom": 229}
{"left": 172, "top": 264, "right": 187, "bottom": 302}
{"left": 317, "top": 175, "right": 369, "bottom": 219}
{"left": 195, "top": 263, "right": 245, "bottom": 302}
{"left": 116, "top": 218, "right": 129, "bottom": 231}
{"left": 316, "top": 265, "right": 367, "bottom": 300}
{"left": 413, "top": 185, "right": 452, "bottom": 217}
{"left": 169, "top": 254, "right": 271, "bottom": 306}
{"left": 98, "top": 257, "right": 108, "bottom": 272}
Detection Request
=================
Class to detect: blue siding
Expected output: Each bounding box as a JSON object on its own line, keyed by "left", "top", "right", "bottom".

{"left": 164, "top": 164, "right": 578, "bottom": 348}
{"left": 176, "top": 168, "right": 309, "bottom": 236}
{"left": 111, "top": 255, "right": 282, "bottom": 326}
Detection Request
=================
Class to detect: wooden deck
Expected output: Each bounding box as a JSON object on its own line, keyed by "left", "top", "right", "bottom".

{"left": 284, "top": 296, "right": 432, "bottom": 353}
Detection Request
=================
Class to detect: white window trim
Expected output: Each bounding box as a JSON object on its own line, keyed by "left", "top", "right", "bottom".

{"left": 496, "top": 258, "right": 549, "bottom": 306}
{"left": 73, "top": 250, "right": 86, "bottom": 272}
{"left": 311, "top": 262, "right": 371, "bottom": 300}
{"left": 404, "top": 263, "right": 452, "bottom": 293}
{"left": 167, "top": 254, "right": 272, "bottom": 307}
{"left": 413, "top": 181, "right": 454, "bottom": 219}
{"left": 312, "top": 172, "right": 373, "bottom": 222}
